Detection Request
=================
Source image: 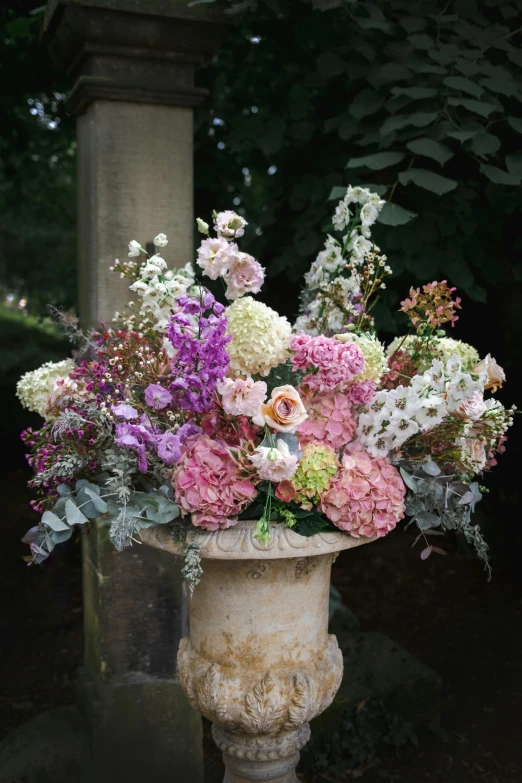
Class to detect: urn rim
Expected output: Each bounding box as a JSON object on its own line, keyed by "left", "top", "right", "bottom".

{"left": 140, "top": 519, "right": 375, "bottom": 560}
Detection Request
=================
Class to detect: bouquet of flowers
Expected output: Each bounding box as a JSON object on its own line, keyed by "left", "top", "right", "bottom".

{"left": 17, "top": 191, "right": 515, "bottom": 586}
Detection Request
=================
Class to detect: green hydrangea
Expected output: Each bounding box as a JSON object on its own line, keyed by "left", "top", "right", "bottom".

{"left": 291, "top": 443, "right": 339, "bottom": 510}
{"left": 386, "top": 335, "right": 480, "bottom": 372}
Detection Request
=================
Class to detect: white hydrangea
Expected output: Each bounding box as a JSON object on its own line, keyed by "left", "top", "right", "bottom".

{"left": 226, "top": 296, "right": 292, "bottom": 377}
{"left": 17, "top": 359, "right": 76, "bottom": 419}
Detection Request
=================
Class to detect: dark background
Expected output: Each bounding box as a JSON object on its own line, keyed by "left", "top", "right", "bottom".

{"left": 1, "top": 1, "right": 522, "bottom": 780}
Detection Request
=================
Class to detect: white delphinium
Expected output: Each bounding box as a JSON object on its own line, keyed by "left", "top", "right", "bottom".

{"left": 128, "top": 240, "right": 142, "bottom": 257}
{"left": 129, "top": 257, "right": 196, "bottom": 331}
{"left": 344, "top": 231, "right": 373, "bottom": 265}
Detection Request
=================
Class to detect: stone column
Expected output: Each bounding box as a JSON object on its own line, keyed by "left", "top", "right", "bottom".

{"left": 42, "top": 3, "right": 231, "bottom": 781}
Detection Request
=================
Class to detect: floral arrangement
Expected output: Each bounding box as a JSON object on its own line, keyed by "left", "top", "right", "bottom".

{"left": 18, "top": 191, "right": 515, "bottom": 585}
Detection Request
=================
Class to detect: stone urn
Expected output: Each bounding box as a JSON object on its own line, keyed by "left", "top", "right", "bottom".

{"left": 142, "top": 520, "right": 373, "bottom": 783}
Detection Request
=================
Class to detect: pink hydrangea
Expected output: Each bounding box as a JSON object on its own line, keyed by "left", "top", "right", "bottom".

{"left": 319, "top": 443, "right": 406, "bottom": 538}
{"left": 347, "top": 380, "right": 376, "bottom": 407}
{"left": 297, "top": 389, "right": 356, "bottom": 450}
{"left": 290, "top": 335, "right": 365, "bottom": 392}
{"left": 173, "top": 434, "right": 258, "bottom": 530}
{"left": 225, "top": 252, "right": 265, "bottom": 300}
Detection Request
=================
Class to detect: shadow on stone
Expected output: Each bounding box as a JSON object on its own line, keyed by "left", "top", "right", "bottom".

{"left": 0, "top": 706, "right": 87, "bottom": 783}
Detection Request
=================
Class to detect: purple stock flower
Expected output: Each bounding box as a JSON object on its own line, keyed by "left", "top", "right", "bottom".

{"left": 112, "top": 402, "right": 139, "bottom": 420}
{"left": 144, "top": 383, "right": 173, "bottom": 410}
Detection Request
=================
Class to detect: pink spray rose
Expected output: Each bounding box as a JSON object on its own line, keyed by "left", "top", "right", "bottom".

{"left": 173, "top": 434, "right": 258, "bottom": 530}
{"left": 347, "top": 380, "right": 376, "bottom": 407}
{"left": 319, "top": 443, "right": 406, "bottom": 538}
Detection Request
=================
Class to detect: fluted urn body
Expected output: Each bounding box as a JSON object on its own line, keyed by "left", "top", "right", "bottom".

{"left": 142, "top": 521, "right": 373, "bottom": 783}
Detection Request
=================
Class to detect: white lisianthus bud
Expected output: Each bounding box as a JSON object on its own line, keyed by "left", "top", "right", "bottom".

{"left": 196, "top": 217, "right": 209, "bottom": 235}
{"left": 154, "top": 233, "right": 168, "bottom": 248}
{"left": 128, "top": 240, "right": 142, "bottom": 257}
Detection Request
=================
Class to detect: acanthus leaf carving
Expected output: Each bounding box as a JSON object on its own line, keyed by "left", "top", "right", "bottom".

{"left": 240, "top": 673, "right": 286, "bottom": 734}
{"left": 285, "top": 673, "right": 312, "bottom": 729}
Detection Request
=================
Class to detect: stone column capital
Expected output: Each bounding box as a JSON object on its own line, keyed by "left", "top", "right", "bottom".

{"left": 43, "top": 0, "right": 234, "bottom": 114}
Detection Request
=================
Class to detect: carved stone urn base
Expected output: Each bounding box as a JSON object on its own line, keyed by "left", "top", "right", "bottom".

{"left": 142, "top": 521, "right": 374, "bottom": 783}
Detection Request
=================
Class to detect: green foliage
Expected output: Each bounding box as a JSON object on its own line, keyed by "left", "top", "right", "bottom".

{"left": 195, "top": 0, "right": 522, "bottom": 320}
{"left": 0, "top": 8, "right": 76, "bottom": 317}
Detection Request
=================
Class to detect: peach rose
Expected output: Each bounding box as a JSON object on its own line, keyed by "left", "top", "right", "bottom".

{"left": 472, "top": 354, "right": 505, "bottom": 393}
{"left": 256, "top": 384, "right": 308, "bottom": 433}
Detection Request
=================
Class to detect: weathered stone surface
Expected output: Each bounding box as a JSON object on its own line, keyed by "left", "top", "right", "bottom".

{"left": 141, "top": 519, "right": 375, "bottom": 560}
{"left": 149, "top": 521, "right": 370, "bottom": 783}
{"left": 0, "top": 706, "right": 87, "bottom": 783}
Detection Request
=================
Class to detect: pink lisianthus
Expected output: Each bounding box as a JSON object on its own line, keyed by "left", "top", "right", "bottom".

{"left": 173, "top": 434, "right": 258, "bottom": 530}
{"left": 249, "top": 439, "right": 298, "bottom": 482}
{"left": 196, "top": 237, "right": 237, "bottom": 280}
{"left": 218, "top": 377, "right": 267, "bottom": 418}
{"left": 347, "top": 380, "right": 376, "bottom": 407}
{"left": 297, "top": 389, "right": 356, "bottom": 450}
{"left": 319, "top": 444, "right": 406, "bottom": 538}
{"left": 224, "top": 252, "right": 265, "bottom": 300}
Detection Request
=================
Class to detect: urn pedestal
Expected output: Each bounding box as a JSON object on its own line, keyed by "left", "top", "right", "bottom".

{"left": 142, "top": 522, "right": 373, "bottom": 783}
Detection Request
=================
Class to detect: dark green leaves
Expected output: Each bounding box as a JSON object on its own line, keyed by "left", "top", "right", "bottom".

{"left": 317, "top": 51, "right": 346, "bottom": 78}
{"left": 480, "top": 164, "right": 520, "bottom": 185}
{"left": 398, "top": 168, "right": 458, "bottom": 194}
{"left": 447, "top": 97, "right": 497, "bottom": 117}
{"left": 346, "top": 152, "right": 405, "bottom": 170}
{"left": 406, "top": 138, "right": 454, "bottom": 165}
{"left": 443, "top": 75, "right": 484, "bottom": 98}
{"left": 378, "top": 203, "right": 418, "bottom": 226}
{"left": 349, "top": 90, "right": 384, "bottom": 120}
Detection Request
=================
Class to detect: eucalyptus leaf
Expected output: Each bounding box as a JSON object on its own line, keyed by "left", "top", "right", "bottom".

{"left": 42, "top": 511, "right": 70, "bottom": 532}
{"left": 400, "top": 467, "right": 419, "bottom": 492}
{"left": 416, "top": 511, "right": 441, "bottom": 531}
{"left": 422, "top": 460, "right": 441, "bottom": 477}
{"left": 84, "top": 487, "right": 108, "bottom": 514}
{"left": 48, "top": 528, "right": 73, "bottom": 544}
{"left": 56, "top": 484, "right": 72, "bottom": 497}
{"left": 65, "top": 498, "right": 89, "bottom": 526}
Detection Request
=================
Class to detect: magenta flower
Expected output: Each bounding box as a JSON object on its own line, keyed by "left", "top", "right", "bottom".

{"left": 144, "top": 384, "right": 173, "bottom": 410}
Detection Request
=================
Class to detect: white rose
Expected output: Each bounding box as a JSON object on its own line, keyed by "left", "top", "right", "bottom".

{"left": 153, "top": 233, "right": 168, "bottom": 248}
{"left": 456, "top": 390, "right": 487, "bottom": 421}
{"left": 472, "top": 354, "right": 505, "bottom": 393}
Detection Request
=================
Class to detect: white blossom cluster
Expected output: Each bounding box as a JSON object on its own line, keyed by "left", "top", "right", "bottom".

{"left": 126, "top": 234, "right": 196, "bottom": 332}
{"left": 356, "top": 354, "right": 488, "bottom": 458}
{"left": 295, "top": 187, "right": 387, "bottom": 335}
